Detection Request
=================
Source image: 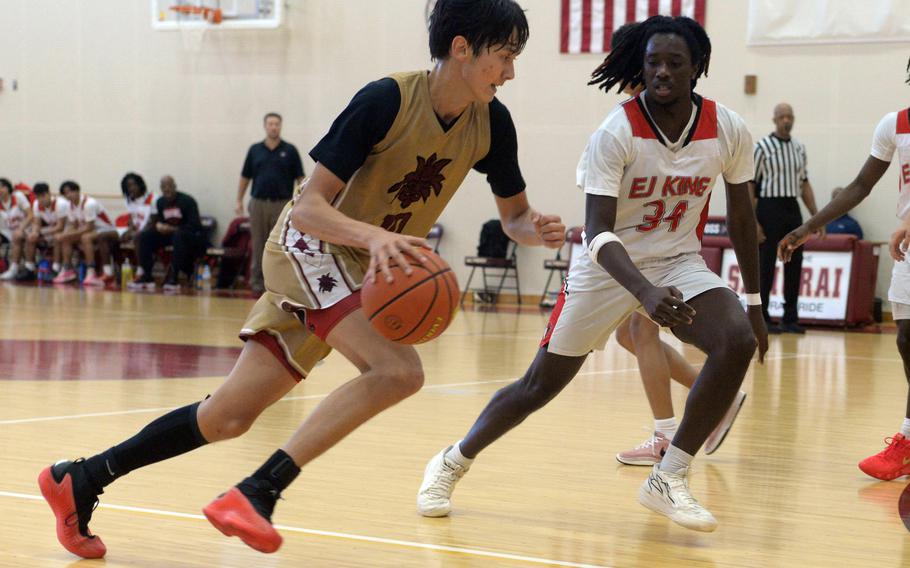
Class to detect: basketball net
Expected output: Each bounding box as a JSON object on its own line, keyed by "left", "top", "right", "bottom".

{"left": 179, "top": 25, "right": 208, "bottom": 52}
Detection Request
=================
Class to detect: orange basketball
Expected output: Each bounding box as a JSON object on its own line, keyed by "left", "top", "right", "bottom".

{"left": 361, "top": 250, "right": 459, "bottom": 344}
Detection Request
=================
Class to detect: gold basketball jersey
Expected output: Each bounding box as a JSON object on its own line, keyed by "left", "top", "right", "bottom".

{"left": 264, "top": 71, "right": 492, "bottom": 310}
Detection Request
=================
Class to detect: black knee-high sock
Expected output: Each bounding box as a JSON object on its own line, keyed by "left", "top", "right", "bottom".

{"left": 82, "top": 402, "right": 208, "bottom": 491}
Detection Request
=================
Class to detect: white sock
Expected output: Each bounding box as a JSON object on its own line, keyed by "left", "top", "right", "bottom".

{"left": 24, "top": 261, "right": 35, "bottom": 270}
{"left": 901, "top": 418, "right": 910, "bottom": 438}
{"left": 445, "top": 441, "right": 474, "bottom": 468}
{"left": 659, "top": 444, "right": 694, "bottom": 474}
{"left": 53, "top": 262, "right": 61, "bottom": 272}
{"left": 102, "top": 264, "right": 113, "bottom": 276}
{"left": 5, "top": 262, "right": 18, "bottom": 273}
{"left": 654, "top": 417, "right": 677, "bottom": 439}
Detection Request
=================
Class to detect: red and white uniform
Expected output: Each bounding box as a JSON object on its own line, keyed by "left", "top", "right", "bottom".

{"left": 67, "top": 194, "right": 115, "bottom": 233}
{"left": 125, "top": 192, "right": 156, "bottom": 231}
{"left": 870, "top": 108, "right": 910, "bottom": 310}
{"left": 0, "top": 191, "right": 32, "bottom": 240}
{"left": 543, "top": 94, "right": 754, "bottom": 356}
{"left": 33, "top": 196, "right": 71, "bottom": 227}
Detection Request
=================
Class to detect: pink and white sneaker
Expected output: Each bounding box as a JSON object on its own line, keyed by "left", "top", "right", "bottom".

{"left": 82, "top": 271, "right": 106, "bottom": 287}
{"left": 616, "top": 431, "right": 670, "bottom": 466}
{"left": 52, "top": 269, "right": 78, "bottom": 284}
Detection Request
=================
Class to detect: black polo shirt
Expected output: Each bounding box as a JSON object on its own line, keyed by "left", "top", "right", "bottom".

{"left": 241, "top": 140, "right": 305, "bottom": 201}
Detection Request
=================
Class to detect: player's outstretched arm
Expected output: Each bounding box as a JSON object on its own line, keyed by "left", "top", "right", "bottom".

{"left": 585, "top": 194, "right": 694, "bottom": 328}
{"left": 778, "top": 156, "right": 890, "bottom": 262}
{"left": 725, "top": 180, "right": 767, "bottom": 363}
{"left": 493, "top": 191, "right": 565, "bottom": 249}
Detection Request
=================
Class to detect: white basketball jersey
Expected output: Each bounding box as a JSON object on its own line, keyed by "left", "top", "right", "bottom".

{"left": 33, "top": 196, "right": 70, "bottom": 226}
{"left": 870, "top": 108, "right": 910, "bottom": 220}
{"left": 68, "top": 194, "right": 115, "bottom": 232}
{"left": 0, "top": 191, "right": 31, "bottom": 235}
{"left": 572, "top": 94, "right": 753, "bottom": 291}
{"left": 126, "top": 192, "right": 156, "bottom": 231}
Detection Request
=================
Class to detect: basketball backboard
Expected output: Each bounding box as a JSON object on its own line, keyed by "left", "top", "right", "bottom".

{"left": 151, "top": 0, "right": 282, "bottom": 30}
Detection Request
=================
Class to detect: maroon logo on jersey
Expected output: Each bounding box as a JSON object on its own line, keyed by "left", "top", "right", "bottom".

{"left": 292, "top": 236, "right": 316, "bottom": 256}
{"left": 317, "top": 273, "right": 338, "bottom": 294}
{"left": 388, "top": 153, "right": 452, "bottom": 208}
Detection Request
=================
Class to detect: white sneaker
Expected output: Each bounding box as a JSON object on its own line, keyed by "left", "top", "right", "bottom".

{"left": 704, "top": 390, "right": 747, "bottom": 455}
{"left": 0, "top": 265, "right": 18, "bottom": 280}
{"left": 638, "top": 465, "right": 718, "bottom": 532}
{"left": 417, "top": 446, "right": 470, "bottom": 517}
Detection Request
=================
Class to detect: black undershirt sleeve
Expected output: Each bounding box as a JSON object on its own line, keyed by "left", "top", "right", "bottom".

{"left": 473, "top": 98, "right": 526, "bottom": 198}
{"left": 309, "top": 78, "right": 400, "bottom": 183}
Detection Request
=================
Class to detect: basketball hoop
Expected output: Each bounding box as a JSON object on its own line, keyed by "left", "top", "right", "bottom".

{"left": 169, "top": 4, "right": 222, "bottom": 24}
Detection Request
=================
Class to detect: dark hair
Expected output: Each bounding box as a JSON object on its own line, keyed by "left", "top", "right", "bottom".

{"left": 120, "top": 172, "right": 147, "bottom": 198}
{"left": 905, "top": 57, "right": 910, "bottom": 85}
{"left": 428, "top": 0, "right": 529, "bottom": 60}
{"left": 264, "top": 112, "right": 282, "bottom": 123}
{"left": 0, "top": 178, "right": 11, "bottom": 192}
{"left": 33, "top": 182, "right": 50, "bottom": 195}
{"left": 590, "top": 15, "right": 711, "bottom": 94}
{"left": 60, "top": 180, "right": 80, "bottom": 193}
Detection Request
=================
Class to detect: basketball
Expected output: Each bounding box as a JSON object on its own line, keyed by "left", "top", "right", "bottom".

{"left": 361, "top": 249, "right": 459, "bottom": 344}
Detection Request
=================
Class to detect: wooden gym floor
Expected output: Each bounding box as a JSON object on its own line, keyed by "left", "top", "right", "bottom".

{"left": 0, "top": 285, "right": 907, "bottom": 567}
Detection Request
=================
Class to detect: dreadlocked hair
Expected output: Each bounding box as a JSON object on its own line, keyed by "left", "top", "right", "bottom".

{"left": 589, "top": 15, "right": 711, "bottom": 94}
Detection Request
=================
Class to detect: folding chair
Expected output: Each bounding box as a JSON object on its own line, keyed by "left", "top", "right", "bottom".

{"left": 461, "top": 220, "right": 521, "bottom": 306}
{"left": 426, "top": 223, "right": 443, "bottom": 253}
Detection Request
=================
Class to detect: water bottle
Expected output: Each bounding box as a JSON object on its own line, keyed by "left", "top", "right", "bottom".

{"left": 195, "top": 263, "right": 204, "bottom": 290}
{"left": 77, "top": 262, "right": 86, "bottom": 284}
{"left": 37, "top": 260, "right": 50, "bottom": 284}
{"left": 201, "top": 264, "right": 212, "bottom": 292}
{"left": 121, "top": 258, "right": 133, "bottom": 289}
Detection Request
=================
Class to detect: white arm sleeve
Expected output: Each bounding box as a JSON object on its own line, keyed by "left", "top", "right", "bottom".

{"left": 576, "top": 127, "right": 630, "bottom": 197}
{"left": 721, "top": 111, "right": 754, "bottom": 184}
{"left": 870, "top": 112, "right": 896, "bottom": 163}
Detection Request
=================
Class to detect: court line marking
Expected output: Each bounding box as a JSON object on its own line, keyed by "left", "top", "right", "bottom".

{"left": 0, "top": 490, "right": 611, "bottom": 568}
{"left": 0, "top": 368, "right": 647, "bottom": 426}
{"left": 2, "top": 350, "right": 872, "bottom": 427}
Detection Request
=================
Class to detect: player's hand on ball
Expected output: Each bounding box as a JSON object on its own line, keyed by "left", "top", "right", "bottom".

{"left": 777, "top": 224, "right": 811, "bottom": 262}
{"left": 366, "top": 231, "right": 429, "bottom": 284}
{"left": 640, "top": 285, "right": 695, "bottom": 327}
{"left": 532, "top": 213, "right": 565, "bottom": 249}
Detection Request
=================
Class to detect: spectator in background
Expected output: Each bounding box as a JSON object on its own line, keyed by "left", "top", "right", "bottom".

{"left": 121, "top": 172, "right": 156, "bottom": 281}
{"left": 129, "top": 175, "right": 206, "bottom": 292}
{"left": 825, "top": 186, "right": 864, "bottom": 239}
{"left": 53, "top": 180, "right": 119, "bottom": 286}
{"left": 236, "top": 112, "right": 305, "bottom": 295}
{"left": 18, "top": 182, "right": 70, "bottom": 281}
{"left": 750, "top": 103, "right": 823, "bottom": 334}
{"left": 0, "top": 177, "right": 34, "bottom": 280}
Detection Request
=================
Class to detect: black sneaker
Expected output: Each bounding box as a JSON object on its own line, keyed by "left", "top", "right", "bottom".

{"left": 766, "top": 323, "right": 783, "bottom": 334}
{"left": 781, "top": 322, "right": 806, "bottom": 334}
{"left": 15, "top": 268, "right": 37, "bottom": 282}
{"left": 37, "top": 458, "right": 107, "bottom": 558}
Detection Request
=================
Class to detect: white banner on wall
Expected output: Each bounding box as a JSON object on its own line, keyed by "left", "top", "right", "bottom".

{"left": 721, "top": 249, "right": 853, "bottom": 320}
{"left": 747, "top": 0, "right": 910, "bottom": 46}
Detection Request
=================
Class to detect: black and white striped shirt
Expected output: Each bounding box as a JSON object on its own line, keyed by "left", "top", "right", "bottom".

{"left": 753, "top": 133, "right": 808, "bottom": 198}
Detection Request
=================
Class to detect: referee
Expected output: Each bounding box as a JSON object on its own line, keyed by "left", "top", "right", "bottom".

{"left": 751, "top": 103, "right": 823, "bottom": 334}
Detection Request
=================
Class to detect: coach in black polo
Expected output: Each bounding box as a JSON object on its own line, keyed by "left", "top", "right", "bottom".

{"left": 236, "top": 112, "right": 305, "bottom": 295}
{"left": 750, "top": 103, "right": 823, "bottom": 334}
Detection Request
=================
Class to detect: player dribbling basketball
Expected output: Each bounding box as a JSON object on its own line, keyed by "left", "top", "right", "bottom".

{"left": 37, "top": 0, "right": 564, "bottom": 558}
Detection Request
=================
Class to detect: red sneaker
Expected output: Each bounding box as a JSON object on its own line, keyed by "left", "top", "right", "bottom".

{"left": 858, "top": 433, "right": 910, "bottom": 480}
{"left": 37, "top": 460, "right": 107, "bottom": 559}
{"left": 203, "top": 487, "right": 282, "bottom": 553}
